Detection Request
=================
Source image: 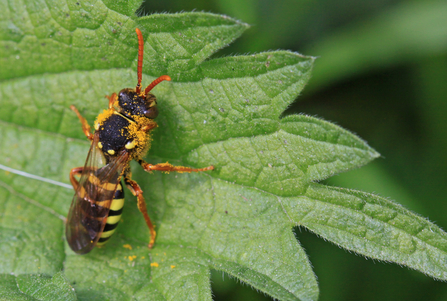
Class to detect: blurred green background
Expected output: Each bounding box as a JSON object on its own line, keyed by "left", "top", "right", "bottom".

{"left": 141, "top": 0, "right": 447, "bottom": 300}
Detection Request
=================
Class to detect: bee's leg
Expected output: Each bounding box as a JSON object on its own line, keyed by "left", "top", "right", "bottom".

{"left": 123, "top": 172, "right": 157, "bottom": 249}
{"left": 138, "top": 159, "right": 214, "bottom": 173}
{"left": 69, "top": 105, "right": 94, "bottom": 141}
{"left": 69, "top": 167, "right": 83, "bottom": 190}
{"left": 106, "top": 93, "right": 118, "bottom": 109}
{"left": 140, "top": 123, "right": 158, "bottom": 132}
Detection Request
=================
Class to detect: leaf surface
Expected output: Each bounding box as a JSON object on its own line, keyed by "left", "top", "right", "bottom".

{"left": 0, "top": 272, "right": 76, "bottom": 301}
{"left": 1, "top": 1, "right": 446, "bottom": 301}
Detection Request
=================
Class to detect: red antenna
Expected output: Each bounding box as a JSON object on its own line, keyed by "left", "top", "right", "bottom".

{"left": 135, "top": 28, "right": 144, "bottom": 94}
{"left": 135, "top": 28, "right": 171, "bottom": 96}
{"left": 144, "top": 75, "right": 171, "bottom": 95}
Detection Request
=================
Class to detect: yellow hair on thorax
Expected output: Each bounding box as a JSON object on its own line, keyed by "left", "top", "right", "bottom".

{"left": 126, "top": 114, "right": 157, "bottom": 160}
{"left": 94, "top": 108, "right": 114, "bottom": 130}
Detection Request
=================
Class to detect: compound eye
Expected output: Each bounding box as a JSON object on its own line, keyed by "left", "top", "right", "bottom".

{"left": 118, "top": 89, "right": 133, "bottom": 106}
{"left": 144, "top": 106, "right": 158, "bottom": 119}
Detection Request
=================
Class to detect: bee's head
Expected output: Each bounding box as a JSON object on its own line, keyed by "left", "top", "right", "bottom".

{"left": 117, "top": 75, "right": 171, "bottom": 119}
{"left": 117, "top": 89, "right": 158, "bottom": 119}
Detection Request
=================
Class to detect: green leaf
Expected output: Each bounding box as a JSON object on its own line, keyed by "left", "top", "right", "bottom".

{"left": 0, "top": 272, "right": 77, "bottom": 301}
{"left": 287, "top": 184, "right": 447, "bottom": 279}
{"left": 1, "top": 1, "right": 447, "bottom": 300}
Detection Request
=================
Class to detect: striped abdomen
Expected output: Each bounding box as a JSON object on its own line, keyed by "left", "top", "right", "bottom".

{"left": 97, "top": 182, "right": 125, "bottom": 246}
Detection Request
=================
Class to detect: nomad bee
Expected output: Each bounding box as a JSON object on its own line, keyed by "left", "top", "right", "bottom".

{"left": 66, "top": 28, "right": 214, "bottom": 254}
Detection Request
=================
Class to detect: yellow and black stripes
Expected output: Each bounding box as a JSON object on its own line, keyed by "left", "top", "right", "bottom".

{"left": 97, "top": 182, "right": 125, "bottom": 246}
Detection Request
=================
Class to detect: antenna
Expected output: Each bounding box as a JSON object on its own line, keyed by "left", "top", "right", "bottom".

{"left": 135, "top": 28, "right": 144, "bottom": 94}
{"left": 144, "top": 75, "right": 171, "bottom": 95}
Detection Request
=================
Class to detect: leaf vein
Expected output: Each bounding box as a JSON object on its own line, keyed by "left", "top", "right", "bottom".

{"left": 0, "top": 180, "right": 66, "bottom": 221}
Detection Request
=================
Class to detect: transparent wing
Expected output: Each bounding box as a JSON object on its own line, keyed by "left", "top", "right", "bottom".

{"left": 65, "top": 133, "right": 129, "bottom": 254}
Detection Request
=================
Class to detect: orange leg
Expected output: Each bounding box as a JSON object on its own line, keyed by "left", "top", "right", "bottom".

{"left": 70, "top": 105, "right": 94, "bottom": 141}
{"left": 69, "top": 167, "right": 83, "bottom": 190}
{"left": 138, "top": 159, "right": 214, "bottom": 173}
{"left": 106, "top": 93, "right": 118, "bottom": 109}
{"left": 141, "top": 122, "right": 158, "bottom": 132}
{"left": 124, "top": 175, "right": 157, "bottom": 249}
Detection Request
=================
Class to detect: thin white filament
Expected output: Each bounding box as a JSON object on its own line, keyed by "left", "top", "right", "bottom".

{"left": 0, "top": 163, "right": 73, "bottom": 190}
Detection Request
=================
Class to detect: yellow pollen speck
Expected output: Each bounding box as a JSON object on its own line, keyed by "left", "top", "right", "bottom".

{"left": 123, "top": 244, "right": 132, "bottom": 250}
{"left": 151, "top": 262, "right": 159, "bottom": 267}
{"left": 171, "top": 265, "right": 176, "bottom": 269}
{"left": 125, "top": 140, "right": 136, "bottom": 149}
{"left": 108, "top": 149, "right": 115, "bottom": 155}
{"left": 98, "top": 142, "right": 103, "bottom": 149}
